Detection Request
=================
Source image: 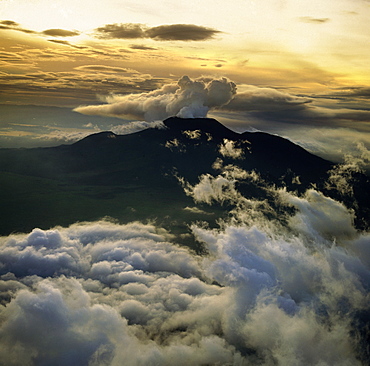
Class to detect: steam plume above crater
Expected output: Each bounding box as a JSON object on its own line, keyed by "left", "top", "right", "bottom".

{"left": 74, "top": 76, "right": 236, "bottom": 121}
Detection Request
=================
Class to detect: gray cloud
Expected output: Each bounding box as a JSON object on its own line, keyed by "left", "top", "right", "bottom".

{"left": 42, "top": 28, "right": 80, "bottom": 37}
{"left": 329, "top": 86, "right": 370, "bottom": 99}
{"left": 0, "top": 20, "right": 19, "bottom": 27}
{"left": 222, "top": 85, "right": 312, "bottom": 113}
{"left": 95, "top": 23, "right": 146, "bottom": 39}
{"left": 129, "top": 44, "right": 158, "bottom": 50}
{"left": 95, "top": 23, "right": 221, "bottom": 41}
{"left": 145, "top": 24, "right": 221, "bottom": 41}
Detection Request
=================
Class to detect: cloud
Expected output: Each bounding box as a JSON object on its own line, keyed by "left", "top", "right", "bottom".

{"left": 74, "top": 75, "right": 237, "bottom": 121}
{"left": 129, "top": 44, "right": 158, "bottom": 50}
{"left": 145, "top": 24, "right": 221, "bottom": 41}
{"left": 221, "top": 85, "right": 312, "bottom": 113}
{"left": 0, "top": 20, "right": 19, "bottom": 27}
{"left": 329, "top": 86, "right": 370, "bottom": 99}
{"left": 94, "top": 23, "right": 221, "bottom": 41}
{"left": 219, "top": 139, "right": 245, "bottom": 159}
{"left": 74, "top": 65, "right": 135, "bottom": 73}
{"left": 47, "top": 39, "right": 86, "bottom": 49}
{"left": 0, "top": 167, "right": 369, "bottom": 364}
{"left": 0, "top": 20, "right": 35, "bottom": 34}
{"left": 110, "top": 120, "right": 166, "bottom": 135}
{"left": 299, "top": 16, "right": 331, "bottom": 23}
{"left": 95, "top": 23, "right": 146, "bottom": 39}
{"left": 42, "top": 29, "right": 80, "bottom": 37}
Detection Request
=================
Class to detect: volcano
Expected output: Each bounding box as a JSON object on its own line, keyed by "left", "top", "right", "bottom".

{"left": 0, "top": 117, "right": 368, "bottom": 237}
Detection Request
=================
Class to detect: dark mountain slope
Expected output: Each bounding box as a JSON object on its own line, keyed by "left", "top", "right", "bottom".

{"left": 0, "top": 117, "right": 368, "bottom": 237}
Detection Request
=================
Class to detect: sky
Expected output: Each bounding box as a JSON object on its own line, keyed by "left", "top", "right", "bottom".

{"left": 1, "top": 0, "right": 370, "bottom": 165}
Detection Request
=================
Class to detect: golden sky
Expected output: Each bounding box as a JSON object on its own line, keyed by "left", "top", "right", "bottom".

{"left": 1, "top": 0, "right": 370, "bottom": 104}
{"left": 1, "top": 0, "right": 370, "bottom": 162}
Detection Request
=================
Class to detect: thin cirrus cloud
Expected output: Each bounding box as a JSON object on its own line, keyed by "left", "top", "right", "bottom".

{"left": 94, "top": 23, "right": 222, "bottom": 41}
{"left": 74, "top": 65, "right": 137, "bottom": 73}
{"left": 298, "top": 16, "right": 330, "bottom": 24}
{"left": 46, "top": 39, "right": 86, "bottom": 49}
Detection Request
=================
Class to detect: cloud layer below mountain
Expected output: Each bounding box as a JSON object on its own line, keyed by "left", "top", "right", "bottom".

{"left": 1, "top": 165, "right": 369, "bottom": 365}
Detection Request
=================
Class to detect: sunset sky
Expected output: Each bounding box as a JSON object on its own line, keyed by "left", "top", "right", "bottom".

{"left": 1, "top": 0, "right": 370, "bottom": 164}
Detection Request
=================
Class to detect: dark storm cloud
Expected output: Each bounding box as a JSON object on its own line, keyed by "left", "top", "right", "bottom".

{"left": 299, "top": 16, "right": 330, "bottom": 23}
{"left": 42, "top": 29, "right": 80, "bottom": 37}
{"left": 94, "top": 23, "right": 221, "bottom": 41}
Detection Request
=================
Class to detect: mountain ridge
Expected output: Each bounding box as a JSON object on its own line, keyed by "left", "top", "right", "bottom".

{"left": 0, "top": 116, "right": 368, "bottom": 236}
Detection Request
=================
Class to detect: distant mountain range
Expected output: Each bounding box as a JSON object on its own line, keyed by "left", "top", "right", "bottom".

{"left": 0, "top": 117, "right": 369, "bottom": 239}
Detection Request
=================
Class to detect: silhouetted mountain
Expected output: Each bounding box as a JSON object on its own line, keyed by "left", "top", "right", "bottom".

{"left": 0, "top": 117, "right": 369, "bottom": 237}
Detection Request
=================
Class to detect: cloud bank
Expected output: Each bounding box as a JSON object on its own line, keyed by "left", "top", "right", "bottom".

{"left": 0, "top": 162, "right": 369, "bottom": 365}
{"left": 74, "top": 76, "right": 237, "bottom": 121}
{"left": 94, "top": 23, "right": 221, "bottom": 41}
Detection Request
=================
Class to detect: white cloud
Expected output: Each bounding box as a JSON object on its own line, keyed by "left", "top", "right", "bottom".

{"left": 0, "top": 172, "right": 369, "bottom": 364}
{"left": 74, "top": 76, "right": 236, "bottom": 121}
{"left": 219, "top": 139, "right": 244, "bottom": 159}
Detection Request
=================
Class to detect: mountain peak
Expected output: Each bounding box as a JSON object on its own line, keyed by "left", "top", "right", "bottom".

{"left": 73, "top": 131, "right": 118, "bottom": 147}
{"left": 163, "top": 116, "right": 238, "bottom": 139}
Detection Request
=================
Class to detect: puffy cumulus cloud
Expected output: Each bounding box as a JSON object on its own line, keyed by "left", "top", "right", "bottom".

{"left": 324, "top": 142, "right": 370, "bottom": 195}
{"left": 94, "top": 23, "right": 221, "bottom": 41}
{"left": 74, "top": 75, "right": 237, "bottom": 121}
{"left": 219, "top": 139, "right": 245, "bottom": 159}
{"left": 1, "top": 166, "right": 369, "bottom": 364}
